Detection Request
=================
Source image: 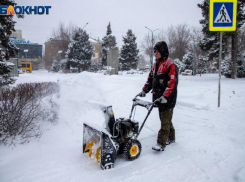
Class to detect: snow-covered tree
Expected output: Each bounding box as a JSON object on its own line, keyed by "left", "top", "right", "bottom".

{"left": 101, "top": 37, "right": 109, "bottom": 66}
{"left": 183, "top": 53, "right": 196, "bottom": 75}
{"left": 60, "top": 59, "right": 69, "bottom": 70}
{"left": 119, "top": 29, "right": 139, "bottom": 70}
{"left": 101, "top": 22, "right": 112, "bottom": 66}
{"left": 221, "top": 29, "right": 245, "bottom": 78}
{"left": 88, "top": 60, "right": 102, "bottom": 72}
{"left": 237, "top": 53, "right": 245, "bottom": 78}
{"left": 222, "top": 54, "right": 245, "bottom": 78}
{"left": 197, "top": 55, "right": 208, "bottom": 75}
{"left": 221, "top": 58, "right": 232, "bottom": 78}
{"left": 66, "top": 28, "right": 92, "bottom": 72}
{"left": 0, "top": 0, "right": 23, "bottom": 86}
{"left": 49, "top": 60, "right": 60, "bottom": 72}
{"left": 173, "top": 59, "right": 185, "bottom": 74}
{"left": 230, "top": 0, "right": 245, "bottom": 78}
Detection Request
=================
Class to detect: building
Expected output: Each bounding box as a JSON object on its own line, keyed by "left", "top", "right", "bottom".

{"left": 44, "top": 37, "right": 101, "bottom": 69}
{"left": 90, "top": 38, "right": 101, "bottom": 61}
{"left": 44, "top": 39, "right": 66, "bottom": 69}
{"left": 10, "top": 30, "right": 43, "bottom": 70}
{"left": 11, "top": 30, "right": 24, "bottom": 41}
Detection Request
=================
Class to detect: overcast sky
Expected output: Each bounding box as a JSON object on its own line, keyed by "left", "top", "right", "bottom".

{"left": 13, "top": 0, "right": 204, "bottom": 52}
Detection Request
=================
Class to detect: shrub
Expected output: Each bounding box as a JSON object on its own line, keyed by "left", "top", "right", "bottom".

{"left": 0, "top": 82, "right": 59, "bottom": 145}
{"left": 49, "top": 60, "right": 61, "bottom": 72}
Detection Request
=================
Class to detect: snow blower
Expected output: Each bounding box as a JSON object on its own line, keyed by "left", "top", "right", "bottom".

{"left": 83, "top": 94, "right": 166, "bottom": 169}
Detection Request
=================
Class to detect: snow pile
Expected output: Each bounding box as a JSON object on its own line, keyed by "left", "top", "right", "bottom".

{"left": 0, "top": 70, "right": 245, "bottom": 182}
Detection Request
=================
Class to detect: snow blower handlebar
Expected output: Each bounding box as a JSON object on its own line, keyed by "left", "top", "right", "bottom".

{"left": 130, "top": 95, "right": 167, "bottom": 139}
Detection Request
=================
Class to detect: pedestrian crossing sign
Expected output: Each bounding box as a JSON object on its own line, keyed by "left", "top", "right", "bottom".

{"left": 209, "top": 0, "right": 237, "bottom": 31}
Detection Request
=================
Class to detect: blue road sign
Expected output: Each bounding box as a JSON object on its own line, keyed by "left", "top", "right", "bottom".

{"left": 209, "top": 0, "right": 237, "bottom": 31}
{"left": 213, "top": 3, "right": 233, "bottom": 27}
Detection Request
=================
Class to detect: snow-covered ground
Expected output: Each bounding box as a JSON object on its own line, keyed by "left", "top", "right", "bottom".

{"left": 1, "top": 70, "right": 245, "bottom": 182}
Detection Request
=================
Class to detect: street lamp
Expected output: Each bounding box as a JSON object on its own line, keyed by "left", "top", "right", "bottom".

{"left": 145, "top": 26, "right": 159, "bottom": 68}
{"left": 82, "top": 22, "right": 89, "bottom": 30}
{"left": 24, "top": 49, "right": 28, "bottom": 73}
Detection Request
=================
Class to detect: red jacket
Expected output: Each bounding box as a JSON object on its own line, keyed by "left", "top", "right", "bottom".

{"left": 143, "top": 58, "right": 178, "bottom": 109}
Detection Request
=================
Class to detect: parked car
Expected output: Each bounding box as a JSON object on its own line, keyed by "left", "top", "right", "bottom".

{"left": 182, "top": 69, "right": 193, "bottom": 76}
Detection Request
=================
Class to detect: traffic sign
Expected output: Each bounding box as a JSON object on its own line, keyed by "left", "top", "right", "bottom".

{"left": 209, "top": 0, "right": 237, "bottom": 31}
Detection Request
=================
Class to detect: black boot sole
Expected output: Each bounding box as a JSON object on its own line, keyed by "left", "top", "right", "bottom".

{"left": 152, "top": 147, "right": 164, "bottom": 151}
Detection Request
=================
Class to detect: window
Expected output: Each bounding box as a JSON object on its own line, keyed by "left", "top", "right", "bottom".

{"left": 92, "top": 53, "right": 95, "bottom": 57}
{"left": 15, "top": 44, "right": 42, "bottom": 59}
{"left": 21, "top": 63, "right": 30, "bottom": 68}
{"left": 93, "top": 46, "right": 96, "bottom": 50}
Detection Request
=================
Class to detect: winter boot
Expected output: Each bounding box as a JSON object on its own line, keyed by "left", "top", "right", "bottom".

{"left": 166, "top": 138, "right": 175, "bottom": 145}
{"left": 152, "top": 143, "right": 165, "bottom": 151}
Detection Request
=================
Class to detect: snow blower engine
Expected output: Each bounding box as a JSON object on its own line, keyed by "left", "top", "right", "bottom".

{"left": 83, "top": 94, "right": 166, "bottom": 169}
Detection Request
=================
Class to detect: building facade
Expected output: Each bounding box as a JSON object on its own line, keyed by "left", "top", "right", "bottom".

{"left": 44, "top": 37, "right": 101, "bottom": 69}
{"left": 90, "top": 38, "right": 101, "bottom": 61}
{"left": 10, "top": 30, "right": 43, "bottom": 70}
{"left": 44, "top": 39, "right": 66, "bottom": 69}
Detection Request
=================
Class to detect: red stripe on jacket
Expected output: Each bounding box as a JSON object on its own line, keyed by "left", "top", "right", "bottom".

{"left": 163, "top": 62, "right": 176, "bottom": 97}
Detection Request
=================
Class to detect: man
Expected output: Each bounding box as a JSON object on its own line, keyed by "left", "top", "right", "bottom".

{"left": 139, "top": 41, "right": 178, "bottom": 151}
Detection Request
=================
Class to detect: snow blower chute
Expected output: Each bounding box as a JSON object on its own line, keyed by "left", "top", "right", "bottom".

{"left": 83, "top": 95, "right": 166, "bottom": 169}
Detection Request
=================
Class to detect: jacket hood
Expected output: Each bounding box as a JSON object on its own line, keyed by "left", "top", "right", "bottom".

{"left": 154, "top": 41, "right": 169, "bottom": 60}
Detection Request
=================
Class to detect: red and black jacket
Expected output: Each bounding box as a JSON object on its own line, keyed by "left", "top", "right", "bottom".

{"left": 143, "top": 58, "right": 178, "bottom": 109}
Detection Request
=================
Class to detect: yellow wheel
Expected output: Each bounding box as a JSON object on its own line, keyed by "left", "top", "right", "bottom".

{"left": 123, "top": 140, "right": 142, "bottom": 161}
{"left": 130, "top": 145, "right": 139, "bottom": 157}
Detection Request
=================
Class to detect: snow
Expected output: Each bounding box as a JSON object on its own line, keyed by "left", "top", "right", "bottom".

{"left": 6, "top": 62, "right": 14, "bottom": 66}
{"left": 1, "top": 70, "right": 245, "bottom": 182}
{"left": 89, "top": 38, "right": 98, "bottom": 43}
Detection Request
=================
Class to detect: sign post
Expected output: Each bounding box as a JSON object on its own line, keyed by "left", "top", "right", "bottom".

{"left": 209, "top": 0, "right": 237, "bottom": 107}
{"left": 24, "top": 49, "right": 28, "bottom": 73}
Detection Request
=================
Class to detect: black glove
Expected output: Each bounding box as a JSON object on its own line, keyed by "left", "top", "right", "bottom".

{"left": 138, "top": 91, "right": 146, "bottom": 97}
{"left": 156, "top": 96, "right": 167, "bottom": 104}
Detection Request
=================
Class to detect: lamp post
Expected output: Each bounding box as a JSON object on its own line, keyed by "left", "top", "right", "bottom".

{"left": 82, "top": 22, "right": 89, "bottom": 30}
{"left": 24, "top": 49, "right": 28, "bottom": 73}
{"left": 145, "top": 26, "right": 159, "bottom": 68}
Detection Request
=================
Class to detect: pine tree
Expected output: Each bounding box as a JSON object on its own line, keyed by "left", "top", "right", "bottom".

{"left": 49, "top": 60, "right": 60, "bottom": 72}
{"left": 173, "top": 59, "right": 185, "bottom": 73}
{"left": 88, "top": 60, "right": 102, "bottom": 72}
{"left": 237, "top": 53, "right": 245, "bottom": 78}
{"left": 101, "top": 22, "right": 112, "bottom": 66}
{"left": 0, "top": 0, "right": 23, "bottom": 86}
{"left": 119, "top": 30, "right": 139, "bottom": 70}
{"left": 183, "top": 53, "right": 195, "bottom": 75}
{"left": 222, "top": 53, "right": 245, "bottom": 78}
{"left": 60, "top": 59, "right": 69, "bottom": 70}
{"left": 198, "top": 55, "right": 209, "bottom": 74}
{"left": 101, "top": 36, "right": 109, "bottom": 66}
{"left": 107, "top": 22, "right": 112, "bottom": 36}
{"left": 66, "top": 29, "right": 92, "bottom": 72}
{"left": 221, "top": 58, "right": 232, "bottom": 78}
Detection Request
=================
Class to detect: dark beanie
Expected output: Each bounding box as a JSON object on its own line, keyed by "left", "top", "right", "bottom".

{"left": 154, "top": 41, "right": 169, "bottom": 60}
